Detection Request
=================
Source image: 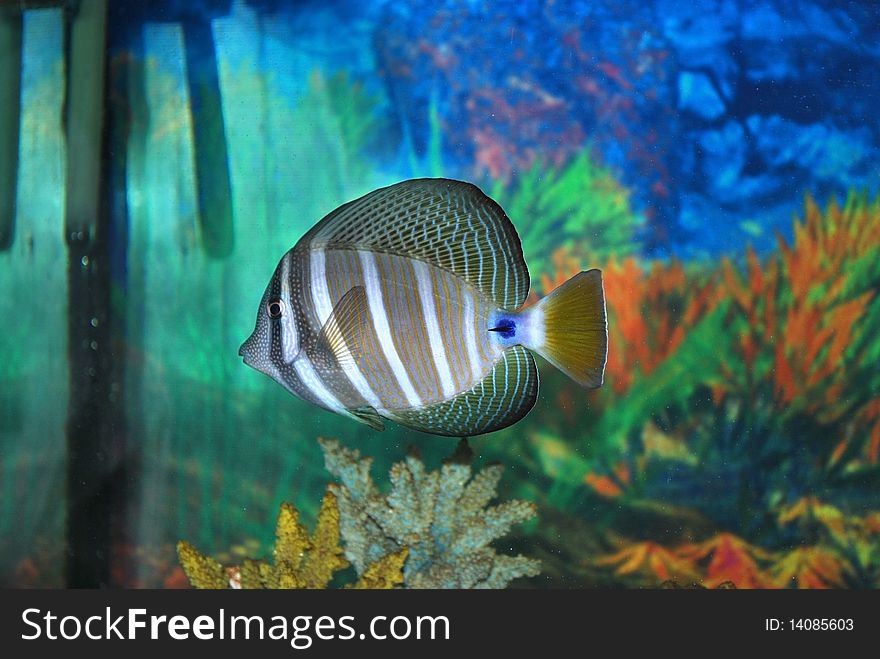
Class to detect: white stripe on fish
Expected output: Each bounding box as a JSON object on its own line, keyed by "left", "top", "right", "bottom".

{"left": 310, "top": 246, "right": 384, "bottom": 411}
{"left": 280, "top": 252, "right": 298, "bottom": 363}
{"left": 309, "top": 247, "right": 334, "bottom": 323}
{"left": 412, "top": 259, "right": 457, "bottom": 399}
{"left": 462, "top": 286, "right": 484, "bottom": 383}
{"left": 294, "top": 355, "right": 345, "bottom": 413}
{"left": 359, "top": 250, "right": 423, "bottom": 408}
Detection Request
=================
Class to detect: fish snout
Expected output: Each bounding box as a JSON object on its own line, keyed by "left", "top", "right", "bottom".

{"left": 238, "top": 334, "right": 257, "bottom": 365}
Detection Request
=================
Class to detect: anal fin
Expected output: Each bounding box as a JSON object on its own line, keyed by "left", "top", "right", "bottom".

{"left": 393, "top": 346, "right": 538, "bottom": 437}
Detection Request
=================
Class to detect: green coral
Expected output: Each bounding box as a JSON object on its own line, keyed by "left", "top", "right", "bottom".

{"left": 320, "top": 437, "right": 541, "bottom": 588}
{"left": 177, "top": 490, "right": 406, "bottom": 589}
{"left": 320, "top": 71, "right": 387, "bottom": 169}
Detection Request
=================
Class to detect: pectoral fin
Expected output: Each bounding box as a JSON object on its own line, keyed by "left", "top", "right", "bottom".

{"left": 314, "top": 286, "right": 369, "bottom": 370}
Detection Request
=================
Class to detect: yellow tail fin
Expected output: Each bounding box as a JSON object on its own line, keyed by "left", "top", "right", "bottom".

{"left": 528, "top": 269, "right": 607, "bottom": 387}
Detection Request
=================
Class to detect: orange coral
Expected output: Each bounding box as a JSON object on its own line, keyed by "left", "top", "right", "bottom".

{"left": 778, "top": 497, "right": 847, "bottom": 544}
{"left": 770, "top": 547, "right": 846, "bottom": 589}
{"left": 595, "top": 541, "right": 701, "bottom": 583}
{"left": 584, "top": 473, "right": 623, "bottom": 497}
{"left": 540, "top": 192, "right": 880, "bottom": 589}
{"left": 592, "top": 526, "right": 880, "bottom": 589}
{"left": 583, "top": 462, "right": 630, "bottom": 498}
{"left": 721, "top": 194, "right": 880, "bottom": 461}
{"left": 676, "top": 533, "right": 772, "bottom": 589}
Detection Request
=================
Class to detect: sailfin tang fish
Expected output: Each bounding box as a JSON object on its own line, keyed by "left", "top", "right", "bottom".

{"left": 239, "top": 178, "right": 607, "bottom": 437}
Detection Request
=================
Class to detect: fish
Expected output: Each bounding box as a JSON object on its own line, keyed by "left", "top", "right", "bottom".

{"left": 239, "top": 178, "right": 607, "bottom": 437}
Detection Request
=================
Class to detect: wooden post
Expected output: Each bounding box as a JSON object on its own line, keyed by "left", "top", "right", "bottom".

{"left": 0, "top": 6, "right": 22, "bottom": 250}
{"left": 64, "top": 0, "right": 106, "bottom": 239}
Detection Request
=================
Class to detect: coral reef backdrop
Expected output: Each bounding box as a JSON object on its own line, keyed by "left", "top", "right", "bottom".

{"left": 1, "top": 0, "right": 879, "bottom": 589}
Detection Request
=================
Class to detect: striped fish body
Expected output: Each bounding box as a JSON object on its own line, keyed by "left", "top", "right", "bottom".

{"left": 240, "top": 179, "right": 608, "bottom": 437}
{"left": 296, "top": 246, "right": 502, "bottom": 410}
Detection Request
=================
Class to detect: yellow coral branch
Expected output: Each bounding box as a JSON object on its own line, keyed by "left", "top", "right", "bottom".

{"left": 350, "top": 548, "right": 409, "bottom": 589}
{"left": 178, "top": 487, "right": 405, "bottom": 589}
{"left": 300, "top": 491, "right": 350, "bottom": 588}
{"left": 176, "top": 541, "right": 228, "bottom": 589}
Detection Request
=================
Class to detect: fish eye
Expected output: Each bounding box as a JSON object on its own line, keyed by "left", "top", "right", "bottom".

{"left": 267, "top": 298, "right": 284, "bottom": 320}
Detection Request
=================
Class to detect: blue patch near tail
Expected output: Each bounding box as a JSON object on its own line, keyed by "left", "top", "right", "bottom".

{"left": 488, "top": 317, "right": 516, "bottom": 339}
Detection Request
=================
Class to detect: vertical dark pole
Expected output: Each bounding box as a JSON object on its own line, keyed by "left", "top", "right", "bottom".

{"left": 181, "top": 16, "right": 234, "bottom": 258}
{"left": 104, "top": 2, "right": 146, "bottom": 588}
{"left": 0, "top": 6, "right": 22, "bottom": 251}
{"left": 64, "top": 0, "right": 122, "bottom": 588}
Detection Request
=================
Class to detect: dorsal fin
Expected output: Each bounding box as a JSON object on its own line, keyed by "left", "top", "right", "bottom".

{"left": 392, "top": 346, "right": 538, "bottom": 437}
{"left": 303, "top": 178, "right": 530, "bottom": 310}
